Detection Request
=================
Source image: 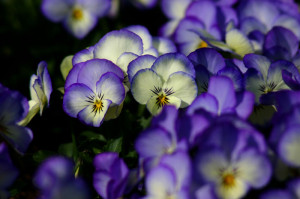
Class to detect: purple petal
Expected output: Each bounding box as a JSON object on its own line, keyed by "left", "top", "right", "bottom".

{"left": 65, "top": 62, "right": 85, "bottom": 89}
{"left": 261, "top": 190, "right": 293, "bottom": 199}
{"left": 63, "top": 83, "right": 94, "bottom": 118}
{"left": 208, "top": 76, "right": 236, "bottom": 114}
{"left": 37, "top": 61, "right": 52, "bottom": 105}
{"left": 135, "top": 127, "right": 173, "bottom": 159}
{"left": 72, "top": 46, "right": 95, "bottom": 65}
{"left": 217, "top": 66, "right": 244, "bottom": 91}
{"left": 77, "top": 59, "right": 124, "bottom": 91}
{"left": 235, "top": 91, "right": 255, "bottom": 119}
{"left": 0, "top": 143, "right": 18, "bottom": 188}
{"left": 188, "top": 48, "right": 226, "bottom": 74}
{"left": 93, "top": 171, "right": 111, "bottom": 198}
{"left": 243, "top": 54, "right": 270, "bottom": 80}
{"left": 96, "top": 72, "right": 125, "bottom": 105}
{"left": 127, "top": 55, "right": 156, "bottom": 83}
{"left": 282, "top": 70, "right": 300, "bottom": 90}
{"left": 187, "top": 93, "right": 218, "bottom": 115}
{"left": 78, "top": 0, "right": 111, "bottom": 17}
{"left": 41, "top": 0, "right": 70, "bottom": 22}
{"left": 240, "top": 17, "right": 267, "bottom": 35}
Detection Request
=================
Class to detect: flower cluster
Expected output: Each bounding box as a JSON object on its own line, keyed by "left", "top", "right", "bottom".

{"left": 3, "top": 0, "right": 300, "bottom": 198}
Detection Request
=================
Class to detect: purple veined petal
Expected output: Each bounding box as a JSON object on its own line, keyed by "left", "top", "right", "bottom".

{"left": 34, "top": 156, "right": 74, "bottom": 191}
{"left": 152, "top": 37, "right": 177, "bottom": 56}
{"left": 217, "top": 66, "right": 244, "bottom": 91}
{"left": 159, "top": 20, "right": 180, "bottom": 37}
{"left": 161, "top": 0, "right": 192, "bottom": 19}
{"left": 195, "top": 148, "right": 228, "bottom": 183}
{"left": 164, "top": 71, "right": 197, "bottom": 108}
{"left": 208, "top": 76, "right": 236, "bottom": 115}
{"left": 72, "top": 46, "right": 95, "bottom": 65}
{"left": 185, "top": 0, "right": 217, "bottom": 31}
{"left": 264, "top": 27, "right": 299, "bottom": 59}
{"left": 77, "top": 59, "right": 124, "bottom": 92}
{"left": 278, "top": 124, "right": 300, "bottom": 167}
{"left": 195, "top": 185, "right": 218, "bottom": 199}
{"left": 63, "top": 83, "right": 94, "bottom": 118}
{"left": 77, "top": 99, "right": 112, "bottom": 127}
{"left": 78, "top": 0, "right": 111, "bottom": 17}
{"left": 159, "top": 151, "right": 192, "bottom": 188}
{"left": 229, "top": 58, "right": 248, "bottom": 74}
{"left": 187, "top": 93, "right": 218, "bottom": 115}
{"left": 282, "top": 70, "right": 300, "bottom": 90}
{"left": 243, "top": 54, "right": 270, "bottom": 80}
{"left": 41, "top": 0, "right": 71, "bottom": 22}
{"left": 0, "top": 143, "right": 19, "bottom": 189}
{"left": 248, "top": 30, "right": 265, "bottom": 53}
{"left": 116, "top": 52, "right": 138, "bottom": 73}
{"left": 94, "top": 30, "right": 143, "bottom": 64}
{"left": 235, "top": 91, "right": 255, "bottom": 120}
{"left": 234, "top": 149, "right": 272, "bottom": 188}
{"left": 145, "top": 165, "right": 177, "bottom": 198}
{"left": 125, "top": 25, "right": 153, "bottom": 50}
{"left": 240, "top": 17, "right": 267, "bottom": 35}
{"left": 188, "top": 48, "right": 226, "bottom": 75}
{"left": 244, "top": 68, "right": 266, "bottom": 104}
{"left": 151, "top": 105, "right": 178, "bottom": 137}
{"left": 146, "top": 95, "right": 181, "bottom": 116}
{"left": 194, "top": 65, "right": 210, "bottom": 94}
{"left": 135, "top": 127, "right": 173, "bottom": 159}
{"left": 96, "top": 72, "right": 125, "bottom": 105}
{"left": 63, "top": 9, "right": 98, "bottom": 39}
{"left": 131, "top": 69, "right": 163, "bottom": 104}
{"left": 65, "top": 62, "right": 85, "bottom": 89}
{"left": 273, "top": 91, "right": 300, "bottom": 114}
{"left": 273, "top": 14, "right": 300, "bottom": 40}
{"left": 267, "top": 60, "right": 298, "bottom": 90}
{"left": 216, "top": 6, "right": 238, "bottom": 35}
{"left": 152, "top": 53, "right": 195, "bottom": 81}
{"left": 260, "top": 190, "right": 294, "bottom": 199}
{"left": 0, "top": 89, "right": 29, "bottom": 124}
{"left": 37, "top": 61, "right": 52, "bottom": 106}
{"left": 264, "top": 46, "right": 292, "bottom": 62}
{"left": 127, "top": 55, "right": 156, "bottom": 83}
{"left": 237, "top": 0, "right": 280, "bottom": 30}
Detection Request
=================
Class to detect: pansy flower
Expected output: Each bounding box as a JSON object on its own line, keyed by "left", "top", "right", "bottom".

{"left": 243, "top": 54, "right": 300, "bottom": 104}
{"left": 63, "top": 59, "right": 125, "bottom": 127}
{"left": 19, "top": 61, "right": 52, "bottom": 126}
{"left": 41, "top": 0, "right": 111, "bottom": 39}
{"left": 33, "top": 156, "right": 90, "bottom": 199}
{"left": 131, "top": 53, "right": 197, "bottom": 115}
{"left": 0, "top": 84, "right": 33, "bottom": 154}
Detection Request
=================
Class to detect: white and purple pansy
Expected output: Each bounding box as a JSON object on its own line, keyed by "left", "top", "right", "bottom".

{"left": 63, "top": 59, "right": 125, "bottom": 127}
{"left": 130, "top": 53, "right": 197, "bottom": 115}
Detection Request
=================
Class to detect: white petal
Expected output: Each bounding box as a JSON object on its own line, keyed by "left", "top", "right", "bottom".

{"left": 164, "top": 72, "right": 197, "bottom": 108}
{"left": 226, "top": 29, "right": 254, "bottom": 57}
{"left": 116, "top": 52, "right": 138, "bottom": 73}
{"left": 146, "top": 95, "right": 181, "bottom": 115}
{"left": 131, "top": 69, "right": 163, "bottom": 104}
{"left": 216, "top": 178, "right": 248, "bottom": 199}
{"left": 60, "top": 55, "right": 74, "bottom": 80}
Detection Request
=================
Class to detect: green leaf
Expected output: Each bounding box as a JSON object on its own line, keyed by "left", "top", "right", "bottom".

{"left": 58, "top": 143, "right": 74, "bottom": 158}
{"left": 33, "top": 150, "right": 56, "bottom": 163}
{"left": 106, "top": 137, "right": 123, "bottom": 153}
{"left": 81, "top": 131, "right": 107, "bottom": 142}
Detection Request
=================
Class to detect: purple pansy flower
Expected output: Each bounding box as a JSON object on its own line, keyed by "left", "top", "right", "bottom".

{"left": 63, "top": 59, "right": 125, "bottom": 127}
{"left": 0, "top": 84, "right": 33, "bottom": 154}
{"left": 93, "top": 152, "right": 129, "bottom": 199}
{"left": 33, "top": 156, "right": 90, "bottom": 199}
{"left": 0, "top": 143, "right": 19, "bottom": 198}
{"left": 41, "top": 0, "right": 111, "bottom": 39}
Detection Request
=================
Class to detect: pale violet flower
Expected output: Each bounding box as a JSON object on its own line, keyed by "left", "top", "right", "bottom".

{"left": 19, "top": 61, "right": 52, "bottom": 126}
{"left": 41, "top": 0, "right": 111, "bottom": 39}
{"left": 131, "top": 53, "right": 197, "bottom": 115}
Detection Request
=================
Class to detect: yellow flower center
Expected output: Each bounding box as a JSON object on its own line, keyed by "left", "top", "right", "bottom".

{"left": 198, "top": 41, "right": 208, "bottom": 49}
{"left": 222, "top": 173, "right": 235, "bottom": 188}
{"left": 72, "top": 8, "right": 83, "bottom": 20}
{"left": 156, "top": 94, "right": 169, "bottom": 108}
{"left": 92, "top": 99, "right": 104, "bottom": 114}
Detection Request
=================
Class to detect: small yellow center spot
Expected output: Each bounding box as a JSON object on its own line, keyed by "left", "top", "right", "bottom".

{"left": 156, "top": 94, "right": 169, "bottom": 108}
{"left": 92, "top": 100, "right": 104, "bottom": 114}
{"left": 198, "top": 41, "right": 208, "bottom": 49}
{"left": 72, "top": 8, "right": 83, "bottom": 20}
{"left": 222, "top": 174, "right": 235, "bottom": 187}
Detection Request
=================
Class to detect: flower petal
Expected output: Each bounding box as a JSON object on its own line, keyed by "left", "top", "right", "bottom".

{"left": 131, "top": 69, "right": 163, "bottom": 104}
{"left": 152, "top": 37, "right": 177, "bottom": 56}
{"left": 186, "top": 93, "right": 218, "bottom": 115}
{"left": 161, "top": 0, "right": 192, "bottom": 19}
{"left": 41, "top": 0, "right": 70, "bottom": 22}
{"left": 94, "top": 30, "right": 143, "bottom": 64}
{"left": 63, "top": 83, "right": 94, "bottom": 118}
{"left": 146, "top": 95, "right": 181, "bottom": 115}
{"left": 65, "top": 62, "right": 84, "bottom": 89}
{"left": 60, "top": 55, "right": 74, "bottom": 80}
{"left": 72, "top": 46, "right": 95, "bottom": 65}
{"left": 127, "top": 55, "right": 156, "bottom": 83}
{"left": 164, "top": 72, "right": 197, "bottom": 108}
{"left": 243, "top": 54, "right": 270, "bottom": 80}
{"left": 77, "top": 59, "right": 124, "bottom": 91}
{"left": 96, "top": 72, "right": 125, "bottom": 105}
{"left": 225, "top": 29, "right": 254, "bottom": 57}
{"left": 116, "top": 52, "right": 138, "bottom": 73}
{"left": 125, "top": 25, "right": 152, "bottom": 50}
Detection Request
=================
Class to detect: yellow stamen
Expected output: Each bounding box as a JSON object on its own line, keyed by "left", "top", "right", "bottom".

{"left": 72, "top": 8, "right": 83, "bottom": 20}
{"left": 156, "top": 94, "right": 169, "bottom": 108}
{"left": 198, "top": 41, "right": 208, "bottom": 49}
{"left": 222, "top": 173, "right": 235, "bottom": 188}
{"left": 92, "top": 100, "right": 104, "bottom": 114}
